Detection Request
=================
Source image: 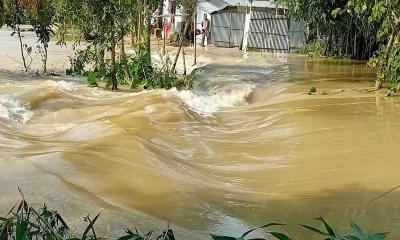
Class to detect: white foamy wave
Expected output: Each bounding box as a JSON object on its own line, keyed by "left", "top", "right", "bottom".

{"left": 0, "top": 95, "right": 33, "bottom": 124}
{"left": 57, "top": 81, "right": 78, "bottom": 92}
{"left": 144, "top": 106, "right": 156, "bottom": 114}
{"left": 169, "top": 84, "right": 255, "bottom": 115}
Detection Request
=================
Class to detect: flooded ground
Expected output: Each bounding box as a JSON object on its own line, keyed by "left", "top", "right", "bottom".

{"left": 1, "top": 28, "right": 400, "bottom": 239}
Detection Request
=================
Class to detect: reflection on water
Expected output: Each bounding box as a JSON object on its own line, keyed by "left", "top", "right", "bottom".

{"left": 1, "top": 28, "right": 400, "bottom": 239}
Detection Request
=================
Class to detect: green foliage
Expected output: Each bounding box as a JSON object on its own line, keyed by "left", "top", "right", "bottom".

{"left": 275, "top": 0, "right": 385, "bottom": 59}
{"left": 53, "top": 0, "right": 138, "bottom": 90}
{"left": 0, "top": 194, "right": 391, "bottom": 240}
{"left": 147, "top": 55, "right": 194, "bottom": 90}
{"left": 346, "top": 0, "right": 400, "bottom": 41}
{"left": 0, "top": 0, "right": 7, "bottom": 27}
{"left": 383, "top": 43, "right": 400, "bottom": 96}
{"left": 30, "top": 0, "right": 55, "bottom": 73}
{"left": 300, "top": 217, "right": 389, "bottom": 240}
{"left": 297, "top": 40, "right": 326, "bottom": 58}
{"left": 125, "top": 43, "right": 154, "bottom": 88}
{"left": 67, "top": 44, "right": 193, "bottom": 90}
{"left": 4, "top": 0, "right": 29, "bottom": 28}
{"left": 0, "top": 189, "right": 69, "bottom": 240}
{"left": 386, "top": 43, "right": 400, "bottom": 85}
{"left": 54, "top": 0, "right": 186, "bottom": 90}
{"left": 86, "top": 71, "right": 99, "bottom": 87}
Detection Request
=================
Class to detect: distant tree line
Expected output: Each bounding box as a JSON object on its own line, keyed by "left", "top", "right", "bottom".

{"left": 276, "top": 0, "right": 400, "bottom": 93}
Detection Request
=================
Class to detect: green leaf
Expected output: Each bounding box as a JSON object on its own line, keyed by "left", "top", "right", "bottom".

{"left": 367, "top": 232, "right": 389, "bottom": 240}
{"left": 299, "top": 224, "right": 328, "bottom": 236}
{"left": 351, "top": 223, "right": 366, "bottom": 239}
{"left": 0, "top": 218, "right": 13, "bottom": 240}
{"left": 361, "top": 4, "right": 367, "bottom": 12}
{"left": 331, "top": 8, "right": 342, "bottom": 18}
{"left": 269, "top": 232, "right": 293, "bottom": 240}
{"left": 117, "top": 235, "right": 144, "bottom": 240}
{"left": 242, "top": 223, "right": 286, "bottom": 238}
{"left": 16, "top": 219, "right": 29, "bottom": 240}
{"left": 87, "top": 71, "right": 98, "bottom": 87}
{"left": 82, "top": 212, "right": 101, "bottom": 239}
{"left": 345, "top": 236, "right": 361, "bottom": 240}
{"left": 209, "top": 234, "right": 237, "bottom": 240}
{"left": 316, "top": 217, "right": 335, "bottom": 237}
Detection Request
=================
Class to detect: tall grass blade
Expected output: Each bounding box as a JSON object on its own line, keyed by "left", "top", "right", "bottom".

{"left": 316, "top": 217, "right": 335, "bottom": 237}
{"left": 269, "top": 232, "right": 293, "bottom": 240}
{"left": 0, "top": 218, "right": 12, "bottom": 240}
{"left": 242, "top": 223, "right": 286, "bottom": 238}
{"left": 16, "top": 218, "right": 29, "bottom": 240}
{"left": 368, "top": 232, "right": 389, "bottom": 240}
{"left": 345, "top": 236, "right": 361, "bottom": 240}
{"left": 299, "top": 224, "right": 328, "bottom": 236}
{"left": 30, "top": 208, "right": 63, "bottom": 240}
{"left": 351, "top": 223, "right": 365, "bottom": 239}
{"left": 82, "top": 212, "right": 101, "bottom": 239}
{"left": 209, "top": 234, "right": 236, "bottom": 240}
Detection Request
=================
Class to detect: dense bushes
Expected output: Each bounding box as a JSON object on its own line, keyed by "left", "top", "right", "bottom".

{"left": 383, "top": 43, "right": 400, "bottom": 95}
{"left": 66, "top": 42, "right": 193, "bottom": 90}
{"left": 296, "top": 40, "right": 326, "bottom": 58}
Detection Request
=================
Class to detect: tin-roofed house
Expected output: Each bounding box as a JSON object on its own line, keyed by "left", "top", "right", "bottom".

{"left": 163, "top": 0, "right": 305, "bottom": 52}
{"left": 197, "top": 0, "right": 305, "bottom": 52}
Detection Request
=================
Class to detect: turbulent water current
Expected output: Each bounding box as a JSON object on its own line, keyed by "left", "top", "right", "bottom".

{"left": 1, "top": 28, "right": 400, "bottom": 239}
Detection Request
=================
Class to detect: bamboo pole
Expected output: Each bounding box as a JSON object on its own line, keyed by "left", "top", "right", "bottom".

{"left": 182, "top": 46, "right": 187, "bottom": 75}
{"left": 172, "top": 10, "right": 193, "bottom": 72}
{"left": 163, "top": 19, "right": 166, "bottom": 56}
{"left": 193, "top": 13, "right": 197, "bottom": 65}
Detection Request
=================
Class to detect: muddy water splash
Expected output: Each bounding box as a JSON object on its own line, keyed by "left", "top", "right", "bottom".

{"left": 1, "top": 29, "right": 400, "bottom": 239}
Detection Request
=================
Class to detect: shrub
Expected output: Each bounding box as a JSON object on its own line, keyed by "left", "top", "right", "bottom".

{"left": 296, "top": 40, "right": 326, "bottom": 58}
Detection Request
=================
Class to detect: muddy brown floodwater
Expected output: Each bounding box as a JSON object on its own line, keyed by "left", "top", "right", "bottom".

{"left": 1, "top": 28, "right": 400, "bottom": 239}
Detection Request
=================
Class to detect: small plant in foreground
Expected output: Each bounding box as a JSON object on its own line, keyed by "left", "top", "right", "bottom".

{"left": 300, "top": 217, "right": 389, "bottom": 240}
{"left": 0, "top": 189, "right": 390, "bottom": 240}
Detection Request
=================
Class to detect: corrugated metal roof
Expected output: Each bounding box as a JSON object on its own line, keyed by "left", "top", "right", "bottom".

{"left": 197, "top": 0, "right": 229, "bottom": 13}
{"left": 225, "top": 0, "right": 279, "bottom": 8}
{"left": 198, "top": 0, "right": 283, "bottom": 14}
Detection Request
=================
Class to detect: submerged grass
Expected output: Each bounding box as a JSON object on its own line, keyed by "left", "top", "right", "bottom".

{"left": 0, "top": 188, "right": 390, "bottom": 240}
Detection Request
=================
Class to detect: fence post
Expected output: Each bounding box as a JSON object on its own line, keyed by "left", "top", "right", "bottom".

{"left": 242, "top": 6, "right": 252, "bottom": 52}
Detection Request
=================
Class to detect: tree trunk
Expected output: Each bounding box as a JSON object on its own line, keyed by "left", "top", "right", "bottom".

{"left": 145, "top": 0, "right": 151, "bottom": 57}
{"left": 120, "top": 32, "right": 126, "bottom": 59}
{"left": 193, "top": 13, "right": 197, "bottom": 65}
{"left": 111, "top": 37, "right": 117, "bottom": 91}
{"left": 316, "top": 22, "right": 320, "bottom": 40}
{"left": 182, "top": 46, "right": 187, "bottom": 76}
{"left": 353, "top": 27, "right": 357, "bottom": 59}
{"left": 375, "top": 32, "right": 397, "bottom": 90}
{"left": 120, "top": 32, "right": 132, "bottom": 83}
{"left": 131, "top": 0, "right": 136, "bottom": 46}
{"left": 17, "top": 24, "right": 27, "bottom": 71}
{"left": 137, "top": 4, "right": 142, "bottom": 42}
{"left": 43, "top": 44, "right": 48, "bottom": 73}
{"left": 345, "top": 27, "right": 349, "bottom": 57}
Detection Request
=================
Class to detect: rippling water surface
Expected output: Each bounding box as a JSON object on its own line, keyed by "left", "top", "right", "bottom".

{"left": 1, "top": 29, "right": 400, "bottom": 239}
